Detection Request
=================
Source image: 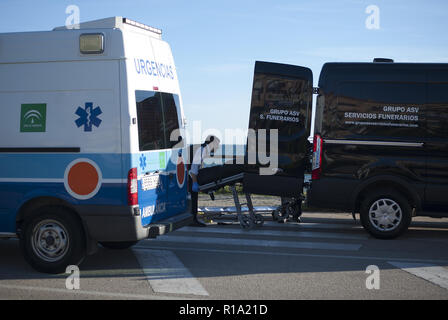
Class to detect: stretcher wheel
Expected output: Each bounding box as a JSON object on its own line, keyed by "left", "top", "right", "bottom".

{"left": 254, "top": 214, "right": 264, "bottom": 226}
{"left": 238, "top": 215, "right": 252, "bottom": 229}
{"left": 272, "top": 209, "right": 281, "bottom": 221}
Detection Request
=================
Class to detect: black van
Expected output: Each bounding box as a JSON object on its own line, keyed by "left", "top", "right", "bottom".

{"left": 195, "top": 61, "right": 312, "bottom": 196}
{"left": 308, "top": 60, "right": 448, "bottom": 239}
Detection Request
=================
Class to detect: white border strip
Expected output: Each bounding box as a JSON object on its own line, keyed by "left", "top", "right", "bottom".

{"left": 178, "top": 226, "right": 368, "bottom": 240}
{"left": 136, "top": 245, "right": 448, "bottom": 265}
{"left": 133, "top": 248, "right": 209, "bottom": 296}
{"left": 388, "top": 261, "right": 448, "bottom": 290}
{"left": 0, "top": 178, "right": 125, "bottom": 183}
{"left": 0, "top": 283, "right": 187, "bottom": 300}
{"left": 0, "top": 178, "right": 64, "bottom": 183}
{"left": 151, "top": 235, "right": 362, "bottom": 251}
{"left": 324, "top": 139, "right": 424, "bottom": 147}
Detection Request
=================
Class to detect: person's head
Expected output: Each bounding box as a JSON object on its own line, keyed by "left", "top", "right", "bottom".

{"left": 204, "top": 135, "right": 220, "bottom": 153}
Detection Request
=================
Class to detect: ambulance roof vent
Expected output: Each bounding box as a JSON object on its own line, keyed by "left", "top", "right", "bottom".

{"left": 53, "top": 16, "right": 162, "bottom": 35}
{"left": 122, "top": 18, "right": 162, "bottom": 35}
{"left": 373, "top": 58, "right": 394, "bottom": 63}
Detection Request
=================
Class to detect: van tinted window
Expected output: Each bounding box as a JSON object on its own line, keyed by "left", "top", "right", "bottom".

{"left": 427, "top": 83, "right": 448, "bottom": 138}
{"left": 135, "top": 91, "right": 181, "bottom": 151}
{"left": 332, "top": 81, "right": 425, "bottom": 140}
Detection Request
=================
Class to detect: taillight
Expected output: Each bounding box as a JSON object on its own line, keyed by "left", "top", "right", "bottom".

{"left": 127, "top": 167, "right": 138, "bottom": 206}
{"left": 312, "top": 134, "right": 323, "bottom": 180}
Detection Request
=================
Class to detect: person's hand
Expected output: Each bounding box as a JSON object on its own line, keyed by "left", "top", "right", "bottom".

{"left": 192, "top": 182, "right": 199, "bottom": 192}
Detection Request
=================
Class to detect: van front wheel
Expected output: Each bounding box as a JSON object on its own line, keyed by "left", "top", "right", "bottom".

{"left": 360, "top": 189, "right": 412, "bottom": 239}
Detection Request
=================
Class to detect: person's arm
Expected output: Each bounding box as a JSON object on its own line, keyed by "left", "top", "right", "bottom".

{"left": 190, "top": 171, "right": 199, "bottom": 192}
{"left": 189, "top": 147, "right": 202, "bottom": 192}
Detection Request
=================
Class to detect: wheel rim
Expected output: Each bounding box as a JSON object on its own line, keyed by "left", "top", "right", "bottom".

{"left": 31, "top": 219, "right": 70, "bottom": 262}
{"left": 368, "top": 198, "right": 403, "bottom": 232}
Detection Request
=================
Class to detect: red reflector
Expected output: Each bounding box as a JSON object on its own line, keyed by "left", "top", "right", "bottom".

{"left": 127, "top": 167, "right": 138, "bottom": 206}
{"left": 153, "top": 86, "right": 159, "bottom": 91}
{"left": 311, "top": 134, "right": 323, "bottom": 180}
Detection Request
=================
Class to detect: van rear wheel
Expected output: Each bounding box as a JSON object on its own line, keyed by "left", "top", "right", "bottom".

{"left": 19, "top": 206, "right": 86, "bottom": 274}
{"left": 360, "top": 189, "right": 412, "bottom": 239}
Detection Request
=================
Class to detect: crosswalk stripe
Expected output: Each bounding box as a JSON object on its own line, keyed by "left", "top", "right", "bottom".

{"left": 148, "top": 235, "right": 362, "bottom": 251}
{"left": 133, "top": 249, "right": 209, "bottom": 296}
{"left": 0, "top": 283, "right": 186, "bottom": 300}
{"left": 388, "top": 261, "right": 448, "bottom": 290}
{"left": 135, "top": 245, "right": 448, "bottom": 265}
{"left": 263, "top": 221, "right": 362, "bottom": 230}
{"left": 178, "top": 226, "right": 368, "bottom": 240}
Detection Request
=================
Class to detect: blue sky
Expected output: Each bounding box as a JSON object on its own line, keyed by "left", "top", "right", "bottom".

{"left": 1, "top": 0, "right": 447, "bottom": 143}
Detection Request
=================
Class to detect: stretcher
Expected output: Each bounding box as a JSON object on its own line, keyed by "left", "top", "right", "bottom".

{"left": 197, "top": 164, "right": 305, "bottom": 229}
{"left": 198, "top": 170, "right": 265, "bottom": 229}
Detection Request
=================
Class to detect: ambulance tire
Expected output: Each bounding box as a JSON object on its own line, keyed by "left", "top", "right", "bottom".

{"left": 20, "top": 206, "right": 86, "bottom": 274}
{"left": 99, "top": 241, "right": 139, "bottom": 250}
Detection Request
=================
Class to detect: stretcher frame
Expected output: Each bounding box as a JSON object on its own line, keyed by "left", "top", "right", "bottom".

{"left": 198, "top": 172, "right": 265, "bottom": 229}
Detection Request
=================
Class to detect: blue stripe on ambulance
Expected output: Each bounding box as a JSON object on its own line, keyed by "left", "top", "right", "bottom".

{"left": 133, "top": 149, "right": 187, "bottom": 227}
{"left": 0, "top": 150, "right": 187, "bottom": 232}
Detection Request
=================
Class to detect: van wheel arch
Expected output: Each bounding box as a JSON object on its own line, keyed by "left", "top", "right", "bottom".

{"left": 354, "top": 179, "right": 419, "bottom": 214}
{"left": 16, "top": 197, "right": 77, "bottom": 230}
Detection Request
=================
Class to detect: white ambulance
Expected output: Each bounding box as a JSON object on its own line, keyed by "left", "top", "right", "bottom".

{"left": 0, "top": 17, "right": 192, "bottom": 273}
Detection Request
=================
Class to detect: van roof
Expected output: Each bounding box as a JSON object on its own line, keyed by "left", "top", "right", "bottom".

{"left": 319, "top": 62, "right": 448, "bottom": 88}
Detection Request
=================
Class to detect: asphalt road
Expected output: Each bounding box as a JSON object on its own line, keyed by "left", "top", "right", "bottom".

{"left": 1, "top": 212, "right": 448, "bottom": 300}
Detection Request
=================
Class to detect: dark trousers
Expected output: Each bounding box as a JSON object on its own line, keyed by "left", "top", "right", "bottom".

{"left": 191, "top": 191, "right": 198, "bottom": 218}
{"left": 189, "top": 175, "right": 199, "bottom": 219}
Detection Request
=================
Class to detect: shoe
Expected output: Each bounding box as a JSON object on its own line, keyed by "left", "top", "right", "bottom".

{"left": 287, "top": 216, "right": 301, "bottom": 223}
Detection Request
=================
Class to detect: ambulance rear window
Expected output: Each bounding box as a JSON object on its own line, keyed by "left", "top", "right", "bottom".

{"left": 135, "top": 91, "right": 182, "bottom": 151}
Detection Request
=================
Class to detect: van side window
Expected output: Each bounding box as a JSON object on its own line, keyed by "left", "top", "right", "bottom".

{"left": 135, "top": 91, "right": 181, "bottom": 151}
{"left": 336, "top": 81, "right": 425, "bottom": 140}
{"left": 427, "top": 83, "right": 448, "bottom": 138}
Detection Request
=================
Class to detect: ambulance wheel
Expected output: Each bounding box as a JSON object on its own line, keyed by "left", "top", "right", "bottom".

{"left": 20, "top": 206, "right": 86, "bottom": 274}
{"left": 360, "top": 189, "right": 412, "bottom": 239}
{"left": 99, "top": 241, "right": 139, "bottom": 250}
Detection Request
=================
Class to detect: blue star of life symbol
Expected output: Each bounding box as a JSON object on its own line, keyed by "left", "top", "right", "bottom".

{"left": 75, "top": 102, "right": 102, "bottom": 132}
{"left": 139, "top": 154, "right": 147, "bottom": 171}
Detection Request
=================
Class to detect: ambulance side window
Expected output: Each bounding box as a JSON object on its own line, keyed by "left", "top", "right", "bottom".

{"left": 136, "top": 91, "right": 164, "bottom": 151}
{"left": 136, "top": 90, "right": 182, "bottom": 151}
{"left": 161, "top": 93, "right": 183, "bottom": 149}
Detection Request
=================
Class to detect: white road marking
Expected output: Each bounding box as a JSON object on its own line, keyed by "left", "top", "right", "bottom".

{"left": 178, "top": 226, "right": 368, "bottom": 240}
{"left": 0, "top": 283, "right": 186, "bottom": 300}
{"left": 135, "top": 245, "right": 448, "bottom": 265}
{"left": 263, "top": 221, "right": 363, "bottom": 230}
{"left": 388, "top": 261, "right": 448, "bottom": 290}
{"left": 149, "top": 235, "right": 362, "bottom": 251}
{"left": 133, "top": 248, "right": 209, "bottom": 296}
